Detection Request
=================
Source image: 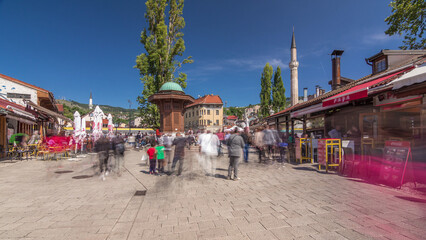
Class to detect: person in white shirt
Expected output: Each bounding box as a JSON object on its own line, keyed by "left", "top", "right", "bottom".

{"left": 198, "top": 130, "right": 220, "bottom": 176}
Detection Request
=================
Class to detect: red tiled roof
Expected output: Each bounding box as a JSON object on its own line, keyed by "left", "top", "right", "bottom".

{"left": 227, "top": 115, "right": 238, "bottom": 120}
{"left": 0, "top": 73, "right": 50, "bottom": 93}
{"left": 186, "top": 94, "right": 223, "bottom": 108}
{"left": 56, "top": 104, "right": 64, "bottom": 113}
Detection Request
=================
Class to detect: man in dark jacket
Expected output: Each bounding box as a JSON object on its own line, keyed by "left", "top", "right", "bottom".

{"left": 112, "top": 135, "right": 125, "bottom": 176}
{"left": 171, "top": 133, "right": 187, "bottom": 176}
{"left": 226, "top": 129, "right": 245, "bottom": 180}
{"left": 95, "top": 136, "right": 111, "bottom": 180}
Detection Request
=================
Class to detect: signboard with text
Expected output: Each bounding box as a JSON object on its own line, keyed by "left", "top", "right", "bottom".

{"left": 322, "top": 90, "right": 367, "bottom": 107}
{"left": 379, "top": 141, "right": 411, "bottom": 188}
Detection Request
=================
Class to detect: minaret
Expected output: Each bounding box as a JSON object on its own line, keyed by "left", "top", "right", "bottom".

{"left": 89, "top": 92, "right": 93, "bottom": 109}
{"left": 289, "top": 29, "right": 299, "bottom": 106}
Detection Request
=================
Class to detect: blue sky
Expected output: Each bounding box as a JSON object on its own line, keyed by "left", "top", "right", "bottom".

{"left": 0, "top": 0, "right": 402, "bottom": 108}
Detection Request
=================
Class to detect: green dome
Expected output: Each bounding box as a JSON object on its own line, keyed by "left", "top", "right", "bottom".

{"left": 159, "top": 82, "right": 183, "bottom": 92}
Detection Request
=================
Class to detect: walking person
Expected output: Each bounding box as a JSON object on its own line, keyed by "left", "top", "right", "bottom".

{"left": 95, "top": 136, "right": 111, "bottom": 181}
{"left": 263, "top": 125, "right": 277, "bottom": 161}
{"left": 254, "top": 128, "right": 264, "bottom": 163}
{"left": 199, "top": 130, "right": 220, "bottom": 176}
{"left": 155, "top": 143, "right": 165, "bottom": 174}
{"left": 241, "top": 128, "right": 251, "bottom": 163}
{"left": 147, "top": 141, "right": 157, "bottom": 175}
{"left": 163, "top": 134, "right": 174, "bottom": 172}
{"left": 112, "top": 135, "right": 125, "bottom": 176}
{"left": 226, "top": 128, "right": 245, "bottom": 180}
{"left": 171, "top": 133, "right": 187, "bottom": 176}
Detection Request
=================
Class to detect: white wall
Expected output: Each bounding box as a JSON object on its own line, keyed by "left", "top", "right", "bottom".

{"left": 0, "top": 76, "right": 38, "bottom": 106}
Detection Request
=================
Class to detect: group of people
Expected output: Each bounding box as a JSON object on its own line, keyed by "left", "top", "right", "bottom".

{"left": 145, "top": 133, "right": 187, "bottom": 176}
{"left": 94, "top": 135, "right": 126, "bottom": 180}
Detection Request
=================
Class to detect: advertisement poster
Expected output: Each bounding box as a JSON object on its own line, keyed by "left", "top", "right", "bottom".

{"left": 317, "top": 139, "right": 326, "bottom": 166}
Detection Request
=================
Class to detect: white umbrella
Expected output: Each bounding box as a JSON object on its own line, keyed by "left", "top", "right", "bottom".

{"left": 92, "top": 106, "right": 104, "bottom": 141}
{"left": 73, "top": 111, "right": 81, "bottom": 153}
{"left": 107, "top": 114, "right": 113, "bottom": 136}
{"left": 80, "top": 118, "right": 87, "bottom": 152}
{"left": 73, "top": 111, "right": 81, "bottom": 136}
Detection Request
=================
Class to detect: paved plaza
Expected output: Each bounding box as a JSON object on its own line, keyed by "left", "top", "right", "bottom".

{"left": 0, "top": 147, "right": 425, "bottom": 240}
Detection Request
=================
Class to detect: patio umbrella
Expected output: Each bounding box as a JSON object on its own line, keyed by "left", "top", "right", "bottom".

{"left": 92, "top": 106, "right": 104, "bottom": 141}
{"left": 80, "top": 118, "right": 87, "bottom": 152}
{"left": 73, "top": 111, "right": 81, "bottom": 137}
{"left": 73, "top": 111, "right": 81, "bottom": 153}
{"left": 107, "top": 114, "right": 113, "bottom": 136}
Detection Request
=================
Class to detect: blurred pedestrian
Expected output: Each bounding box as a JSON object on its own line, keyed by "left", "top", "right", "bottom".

{"left": 199, "top": 130, "right": 220, "bottom": 176}
{"left": 163, "top": 134, "right": 174, "bottom": 171}
{"left": 263, "top": 125, "right": 277, "bottom": 160}
{"left": 226, "top": 128, "right": 245, "bottom": 180}
{"left": 254, "top": 128, "right": 264, "bottom": 163}
{"left": 147, "top": 141, "right": 157, "bottom": 175}
{"left": 112, "top": 135, "right": 125, "bottom": 176}
{"left": 241, "top": 128, "right": 251, "bottom": 163}
{"left": 155, "top": 143, "right": 165, "bottom": 174}
{"left": 95, "top": 136, "right": 111, "bottom": 181}
{"left": 171, "top": 133, "right": 187, "bottom": 175}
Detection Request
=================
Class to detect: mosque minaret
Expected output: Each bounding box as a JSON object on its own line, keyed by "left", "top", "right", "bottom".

{"left": 289, "top": 29, "right": 299, "bottom": 106}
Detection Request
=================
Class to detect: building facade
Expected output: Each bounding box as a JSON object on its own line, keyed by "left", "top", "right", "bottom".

{"left": 184, "top": 94, "right": 223, "bottom": 132}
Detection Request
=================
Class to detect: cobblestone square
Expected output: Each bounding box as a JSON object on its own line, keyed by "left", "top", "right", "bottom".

{"left": 0, "top": 148, "right": 425, "bottom": 240}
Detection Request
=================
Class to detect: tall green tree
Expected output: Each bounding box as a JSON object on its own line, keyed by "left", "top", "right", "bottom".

{"left": 135, "top": 0, "right": 193, "bottom": 128}
{"left": 385, "top": 0, "right": 425, "bottom": 49}
{"left": 271, "top": 66, "right": 286, "bottom": 113}
{"left": 259, "top": 63, "right": 273, "bottom": 118}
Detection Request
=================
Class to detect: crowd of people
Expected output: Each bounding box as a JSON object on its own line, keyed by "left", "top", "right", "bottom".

{"left": 136, "top": 126, "right": 289, "bottom": 181}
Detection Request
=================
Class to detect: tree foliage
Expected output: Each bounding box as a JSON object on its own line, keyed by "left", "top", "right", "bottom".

{"left": 259, "top": 63, "right": 273, "bottom": 118}
{"left": 271, "top": 66, "right": 286, "bottom": 113}
{"left": 385, "top": 0, "right": 425, "bottom": 49}
{"left": 225, "top": 107, "right": 245, "bottom": 119}
{"left": 135, "top": 0, "right": 193, "bottom": 128}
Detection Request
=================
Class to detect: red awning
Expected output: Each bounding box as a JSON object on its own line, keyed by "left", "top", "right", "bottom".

{"left": 322, "top": 69, "right": 407, "bottom": 107}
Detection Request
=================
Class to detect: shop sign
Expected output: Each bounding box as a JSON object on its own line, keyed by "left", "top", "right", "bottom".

{"left": 322, "top": 90, "right": 367, "bottom": 107}
{"left": 374, "top": 92, "right": 422, "bottom": 106}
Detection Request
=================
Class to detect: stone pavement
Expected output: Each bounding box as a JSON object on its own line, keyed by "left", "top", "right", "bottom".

{"left": 0, "top": 147, "right": 425, "bottom": 240}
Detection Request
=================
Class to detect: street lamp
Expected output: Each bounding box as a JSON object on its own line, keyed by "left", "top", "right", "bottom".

{"left": 114, "top": 123, "right": 118, "bottom": 135}
{"left": 128, "top": 100, "right": 132, "bottom": 134}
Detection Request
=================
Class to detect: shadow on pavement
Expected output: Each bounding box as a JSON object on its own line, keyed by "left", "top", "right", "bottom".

{"left": 395, "top": 196, "right": 426, "bottom": 203}
{"left": 214, "top": 174, "right": 228, "bottom": 180}
{"left": 72, "top": 175, "right": 94, "bottom": 179}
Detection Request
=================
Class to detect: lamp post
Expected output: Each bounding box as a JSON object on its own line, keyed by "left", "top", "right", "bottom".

{"left": 128, "top": 100, "right": 132, "bottom": 134}
{"left": 114, "top": 123, "right": 118, "bottom": 135}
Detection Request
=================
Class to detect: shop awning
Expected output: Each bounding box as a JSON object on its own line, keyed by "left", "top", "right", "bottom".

{"left": 25, "top": 101, "right": 71, "bottom": 122}
{"left": 290, "top": 102, "right": 348, "bottom": 118}
{"left": 322, "top": 69, "right": 407, "bottom": 108}
{"left": 392, "top": 64, "right": 426, "bottom": 90}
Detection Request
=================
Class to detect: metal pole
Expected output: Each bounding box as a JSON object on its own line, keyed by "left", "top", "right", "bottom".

{"left": 128, "top": 100, "right": 131, "bottom": 134}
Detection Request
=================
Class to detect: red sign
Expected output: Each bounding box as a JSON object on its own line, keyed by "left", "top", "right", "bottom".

{"left": 385, "top": 141, "right": 411, "bottom": 148}
{"left": 322, "top": 90, "right": 367, "bottom": 107}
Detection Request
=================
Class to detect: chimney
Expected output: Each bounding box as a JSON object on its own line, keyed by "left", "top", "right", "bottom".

{"left": 315, "top": 85, "right": 320, "bottom": 97}
{"left": 331, "top": 50, "right": 344, "bottom": 90}
{"left": 303, "top": 88, "right": 308, "bottom": 102}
